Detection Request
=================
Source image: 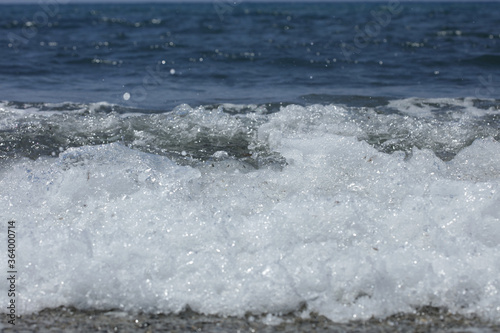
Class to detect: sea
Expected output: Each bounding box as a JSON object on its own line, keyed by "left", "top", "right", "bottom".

{"left": 1, "top": 0, "right": 500, "bottom": 326}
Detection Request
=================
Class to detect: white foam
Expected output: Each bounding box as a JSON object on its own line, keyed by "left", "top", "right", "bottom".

{"left": 388, "top": 97, "right": 498, "bottom": 117}
{"left": 1, "top": 103, "right": 500, "bottom": 323}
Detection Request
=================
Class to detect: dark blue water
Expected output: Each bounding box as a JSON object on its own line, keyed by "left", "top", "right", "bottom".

{"left": 1, "top": 2, "right": 499, "bottom": 109}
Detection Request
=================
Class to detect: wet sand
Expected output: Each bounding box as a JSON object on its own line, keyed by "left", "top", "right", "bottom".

{"left": 2, "top": 306, "right": 499, "bottom": 333}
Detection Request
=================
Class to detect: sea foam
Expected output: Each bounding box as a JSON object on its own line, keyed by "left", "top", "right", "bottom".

{"left": 1, "top": 102, "right": 499, "bottom": 322}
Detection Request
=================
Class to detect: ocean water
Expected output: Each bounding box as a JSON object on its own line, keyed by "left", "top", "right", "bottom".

{"left": 1, "top": 1, "right": 500, "bottom": 324}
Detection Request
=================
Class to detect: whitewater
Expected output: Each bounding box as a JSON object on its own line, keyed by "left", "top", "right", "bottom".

{"left": 1, "top": 98, "right": 499, "bottom": 323}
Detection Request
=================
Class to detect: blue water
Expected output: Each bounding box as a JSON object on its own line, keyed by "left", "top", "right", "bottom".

{"left": 1, "top": 2, "right": 499, "bottom": 109}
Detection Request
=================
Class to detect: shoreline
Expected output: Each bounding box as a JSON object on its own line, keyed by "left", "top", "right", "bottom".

{"left": 2, "top": 306, "right": 499, "bottom": 333}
